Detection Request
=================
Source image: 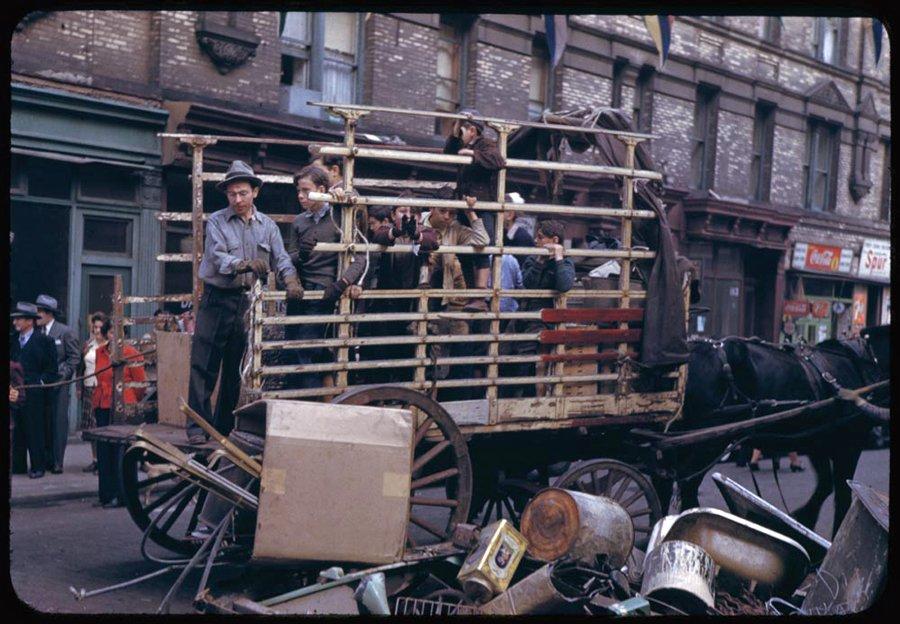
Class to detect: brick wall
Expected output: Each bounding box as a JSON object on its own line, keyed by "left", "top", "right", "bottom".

{"left": 714, "top": 110, "right": 754, "bottom": 198}
{"left": 472, "top": 43, "right": 530, "bottom": 121}
{"left": 651, "top": 94, "right": 694, "bottom": 186}
{"left": 770, "top": 126, "right": 807, "bottom": 207}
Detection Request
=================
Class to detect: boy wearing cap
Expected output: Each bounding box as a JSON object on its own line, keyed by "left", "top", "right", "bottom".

{"left": 187, "top": 161, "right": 303, "bottom": 444}
{"left": 10, "top": 302, "right": 59, "bottom": 478}
{"left": 34, "top": 294, "right": 80, "bottom": 473}
{"left": 444, "top": 110, "right": 506, "bottom": 312}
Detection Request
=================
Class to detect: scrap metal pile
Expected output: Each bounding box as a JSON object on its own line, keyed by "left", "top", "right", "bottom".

{"left": 70, "top": 400, "right": 887, "bottom": 615}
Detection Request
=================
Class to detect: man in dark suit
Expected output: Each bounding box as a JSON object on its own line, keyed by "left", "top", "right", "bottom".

{"left": 10, "top": 302, "right": 59, "bottom": 478}
{"left": 34, "top": 294, "right": 80, "bottom": 473}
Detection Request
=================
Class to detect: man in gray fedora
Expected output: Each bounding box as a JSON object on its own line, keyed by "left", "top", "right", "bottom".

{"left": 187, "top": 160, "right": 303, "bottom": 445}
{"left": 34, "top": 294, "right": 80, "bottom": 473}
{"left": 10, "top": 302, "right": 59, "bottom": 478}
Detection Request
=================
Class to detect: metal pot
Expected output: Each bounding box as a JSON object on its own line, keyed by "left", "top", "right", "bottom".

{"left": 640, "top": 540, "right": 716, "bottom": 614}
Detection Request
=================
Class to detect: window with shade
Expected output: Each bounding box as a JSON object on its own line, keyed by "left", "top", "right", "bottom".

{"left": 691, "top": 85, "right": 719, "bottom": 190}
{"left": 804, "top": 120, "right": 839, "bottom": 212}
{"left": 813, "top": 17, "right": 847, "bottom": 66}
{"left": 322, "top": 12, "right": 359, "bottom": 105}
{"left": 435, "top": 20, "right": 464, "bottom": 135}
{"left": 528, "top": 39, "right": 550, "bottom": 120}
{"left": 749, "top": 102, "right": 775, "bottom": 202}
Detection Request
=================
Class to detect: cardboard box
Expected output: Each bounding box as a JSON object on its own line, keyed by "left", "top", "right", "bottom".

{"left": 155, "top": 331, "right": 218, "bottom": 427}
{"left": 246, "top": 400, "right": 413, "bottom": 564}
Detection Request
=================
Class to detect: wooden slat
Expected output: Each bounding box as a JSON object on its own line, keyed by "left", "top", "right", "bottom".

{"left": 539, "top": 328, "right": 642, "bottom": 345}
{"left": 540, "top": 308, "right": 644, "bottom": 324}
{"left": 541, "top": 350, "right": 638, "bottom": 364}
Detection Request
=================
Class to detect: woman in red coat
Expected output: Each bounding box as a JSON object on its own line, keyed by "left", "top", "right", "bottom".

{"left": 92, "top": 319, "right": 146, "bottom": 507}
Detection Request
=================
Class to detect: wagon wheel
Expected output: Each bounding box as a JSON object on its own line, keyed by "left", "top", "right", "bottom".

{"left": 475, "top": 478, "right": 542, "bottom": 528}
{"left": 553, "top": 458, "right": 662, "bottom": 579}
{"left": 332, "top": 385, "right": 473, "bottom": 548}
{"left": 121, "top": 444, "right": 209, "bottom": 556}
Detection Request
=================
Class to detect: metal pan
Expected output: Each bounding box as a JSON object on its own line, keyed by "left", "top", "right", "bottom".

{"left": 711, "top": 472, "right": 830, "bottom": 565}
{"left": 663, "top": 507, "right": 809, "bottom": 596}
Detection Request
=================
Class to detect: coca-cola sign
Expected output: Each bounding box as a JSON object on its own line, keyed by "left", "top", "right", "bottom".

{"left": 783, "top": 300, "right": 810, "bottom": 317}
{"left": 857, "top": 238, "right": 890, "bottom": 282}
{"left": 792, "top": 242, "right": 853, "bottom": 274}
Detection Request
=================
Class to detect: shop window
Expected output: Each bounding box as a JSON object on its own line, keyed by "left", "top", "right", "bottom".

{"left": 881, "top": 140, "right": 891, "bottom": 222}
{"left": 813, "top": 17, "right": 848, "bottom": 67}
{"left": 435, "top": 16, "right": 470, "bottom": 135}
{"left": 633, "top": 65, "right": 655, "bottom": 134}
{"left": 749, "top": 102, "right": 775, "bottom": 202}
{"left": 691, "top": 85, "right": 719, "bottom": 190}
{"left": 27, "top": 160, "right": 72, "bottom": 200}
{"left": 79, "top": 164, "right": 137, "bottom": 203}
{"left": 83, "top": 216, "right": 132, "bottom": 255}
{"left": 528, "top": 38, "right": 550, "bottom": 120}
{"left": 804, "top": 120, "right": 839, "bottom": 212}
{"left": 610, "top": 58, "right": 627, "bottom": 109}
{"left": 761, "top": 17, "right": 781, "bottom": 45}
{"left": 10, "top": 201, "right": 70, "bottom": 308}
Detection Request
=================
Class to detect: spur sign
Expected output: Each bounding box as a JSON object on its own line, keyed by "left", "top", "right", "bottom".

{"left": 857, "top": 239, "right": 890, "bottom": 282}
{"left": 792, "top": 242, "right": 853, "bottom": 275}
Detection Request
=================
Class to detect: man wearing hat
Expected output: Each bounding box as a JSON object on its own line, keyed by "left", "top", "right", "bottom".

{"left": 10, "top": 302, "right": 59, "bottom": 478}
{"left": 187, "top": 160, "right": 303, "bottom": 444}
{"left": 34, "top": 294, "right": 80, "bottom": 473}
{"left": 443, "top": 109, "right": 506, "bottom": 312}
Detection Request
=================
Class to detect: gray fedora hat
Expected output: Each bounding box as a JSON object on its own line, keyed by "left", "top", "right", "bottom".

{"left": 217, "top": 160, "right": 263, "bottom": 192}
{"left": 11, "top": 302, "right": 41, "bottom": 319}
{"left": 35, "top": 294, "right": 61, "bottom": 315}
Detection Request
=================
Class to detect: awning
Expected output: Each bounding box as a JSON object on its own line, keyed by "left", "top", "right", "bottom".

{"left": 10, "top": 147, "right": 157, "bottom": 170}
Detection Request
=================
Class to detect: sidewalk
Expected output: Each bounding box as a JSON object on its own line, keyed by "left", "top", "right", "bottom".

{"left": 10, "top": 435, "right": 99, "bottom": 506}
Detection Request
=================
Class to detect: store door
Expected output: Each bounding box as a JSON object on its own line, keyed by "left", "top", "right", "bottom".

{"left": 79, "top": 265, "right": 132, "bottom": 339}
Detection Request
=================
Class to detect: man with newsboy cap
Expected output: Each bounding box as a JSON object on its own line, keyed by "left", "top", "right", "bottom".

{"left": 10, "top": 302, "right": 59, "bottom": 478}
{"left": 187, "top": 160, "right": 303, "bottom": 445}
{"left": 34, "top": 294, "right": 80, "bottom": 473}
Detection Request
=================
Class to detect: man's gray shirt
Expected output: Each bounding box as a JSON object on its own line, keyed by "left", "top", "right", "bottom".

{"left": 199, "top": 205, "right": 297, "bottom": 289}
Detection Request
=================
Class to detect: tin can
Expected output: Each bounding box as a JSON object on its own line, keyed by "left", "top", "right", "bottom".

{"left": 640, "top": 540, "right": 716, "bottom": 613}
{"left": 456, "top": 519, "right": 528, "bottom": 602}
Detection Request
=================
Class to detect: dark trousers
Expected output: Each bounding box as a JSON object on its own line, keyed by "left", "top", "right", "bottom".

{"left": 285, "top": 284, "right": 331, "bottom": 390}
{"left": 187, "top": 286, "right": 250, "bottom": 438}
{"left": 43, "top": 386, "right": 69, "bottom": 470}
{"left": 95, "top": 408, "right": 119, "bottom": 503}
{"left": 14, "top": 392, "right": 47, "bottom": 473}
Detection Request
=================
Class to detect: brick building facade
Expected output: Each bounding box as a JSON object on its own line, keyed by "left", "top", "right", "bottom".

{"left": 12, "top": 12, "right": 891, "bottom": 356}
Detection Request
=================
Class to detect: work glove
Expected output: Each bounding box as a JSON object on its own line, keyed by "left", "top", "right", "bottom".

{"left": 417, "top": 228, "right": 440, "bottom": 253}
{"left": 403, "top": 215, "right": 418, "bottom": 240}
{"left": 297, "top": 238, "right": 317, "bottom": 262}
{"left": 284, "top": 275, "right": 304, "bottom": 301}
{"left": 390, "top": 220, "right": 405, "bottom": 240}
{"left": 236, "top": 258, "right": 270, "bottom": 277}
{"left": 322, "top": 277, "right": 350, "bottom": 306}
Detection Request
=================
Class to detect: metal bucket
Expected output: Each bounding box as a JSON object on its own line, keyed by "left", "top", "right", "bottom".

{"left": 645, "top": 515, "right": 679, "bottom": 555}
{"left": 520, "top": 488, "right": 634, "bottom": 567}
{"left": 640, "top": 540, "right": 716, "bottom": 614}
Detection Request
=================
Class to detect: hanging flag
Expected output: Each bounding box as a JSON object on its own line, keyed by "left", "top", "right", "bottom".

{"left": 544, "top": 15, "right": 569, "bottom": 68}
{"left": 872, "top": 18, "right": 883, "bottom": 65}
{"left": 644, "top": 15, "right": 675, "bottom": 69}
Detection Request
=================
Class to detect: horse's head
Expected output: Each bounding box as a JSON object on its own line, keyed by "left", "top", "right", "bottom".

{"left": 860, "top": 324, "right": 891, "bottom": 378}
{"left": 683, "top": 339, "right": 735, "bottom": 421}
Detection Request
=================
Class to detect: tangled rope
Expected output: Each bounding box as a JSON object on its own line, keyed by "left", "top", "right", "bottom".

{"left": 12, "top": 347, "right": 155, "bottom": 392}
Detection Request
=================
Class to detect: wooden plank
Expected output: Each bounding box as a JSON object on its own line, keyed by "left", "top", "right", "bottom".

{"left": 540, "top": 308, "right": 644, "bottom": 324}
{"left": 539, "top": 328, "right": 642, "bottom": 345}
{"left": 541, "top": 350, "right": 638, "bottom": 364}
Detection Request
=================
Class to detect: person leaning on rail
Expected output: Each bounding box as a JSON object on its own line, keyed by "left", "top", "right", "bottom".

{"left": 443, "top": 109, "right": 506, "bottom": 313}
{"left": 186, "top": 160, "right": 303, "bottom": 445}
{"left": 286, "top": 165, "right": 368, "bottom": 391}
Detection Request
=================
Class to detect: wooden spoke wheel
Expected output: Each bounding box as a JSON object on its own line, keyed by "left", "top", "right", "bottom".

{"left": 474, "top": 478, "right": 541, "bottom": 528}
{"left": 553, "top": 458, "right": 663, "bottom": 579}
{"left": 332, "top": 385, "right": 472, "bottom": 549}
{"left": 121, "top": 444, "right": 209, "bottom": 556}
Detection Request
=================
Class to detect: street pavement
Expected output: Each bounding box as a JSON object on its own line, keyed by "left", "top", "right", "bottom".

{"left": 8, "top": 439, "right": 889, "bottom": 614}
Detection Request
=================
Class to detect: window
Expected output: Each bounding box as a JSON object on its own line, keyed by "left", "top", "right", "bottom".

{"left": 27, "top": 161, "right": 72, "bottom": 200}
{"left": 79, "top": 164, "right": 138, "bottom": 203}
{"left": 814, "top": 17, "right": 847, "bottom": 66}
{"left": 280, "top": 12, "right": 310, "bottom": 87}
{"left": 435, "top": 17, "right": 468, "bottom": 135}
{"left": 83, "top": 216, "right": 132, "bottom": 255}
{"left": 691, "top": 85, "right": 719, "bottom": 190}
{"left": 322, "top": 13, "right": 359, "bottom": 105}
{"left": 633, "top": 66, "right": 655, "bottom": 133}
{"left": 804, "top": 120, "right": 839, "bottom": 212}
{"left": 528, "top": 38, "right": 550, "bottom": 120}
{"left": 761, "top": 17, "right": 781, "bottom": 44}
{"left": 749, "top": 102, "right": 776, "bottom": 202}
{"left": 881, "top": 140, "right": 891, "bottom": 222}
{"left": 610, "top": 58, "right": 627, "bottom": 109}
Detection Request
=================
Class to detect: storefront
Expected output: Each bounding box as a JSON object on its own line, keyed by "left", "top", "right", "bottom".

{"left": 856, "top": 237, "right": 891, "bottom": 327}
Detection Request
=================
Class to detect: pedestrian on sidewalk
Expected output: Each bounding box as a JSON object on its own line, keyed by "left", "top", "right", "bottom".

{"left": 9, "top": 302, "right": 59, "bottom": 479}
{"left": 79, "top": 311, "right": 107, "bottom": 474}
{"left": 92, "top": 318, "right": 146, "bottom": 507}
{"left": 34, "top": 294, "right": 80, "bottom": 474}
